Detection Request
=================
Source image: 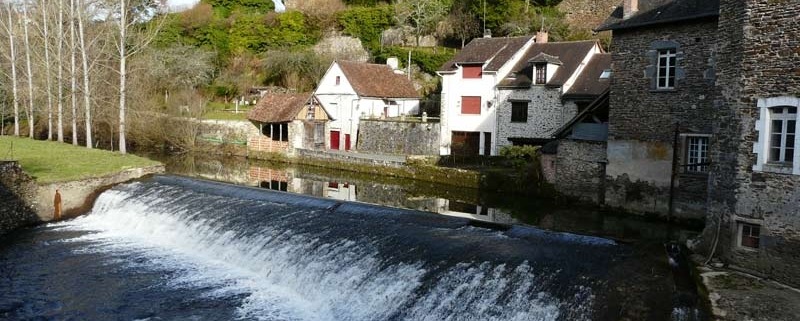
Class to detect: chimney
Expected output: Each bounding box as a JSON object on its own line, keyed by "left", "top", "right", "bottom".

{"left": 535, "top": 31, "right": 548, "bottom": 43}
{"left": 483, "top": 29, "right": 492, "bottom": 38}
{"left": 623, "top": 0, "right": 639, "bottom": 18}
{"left": 386, "top": 57, "right": 399, "bottom": 70}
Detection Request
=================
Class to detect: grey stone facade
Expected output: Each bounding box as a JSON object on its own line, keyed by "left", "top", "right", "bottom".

{"left": 604, "top": 18, "right": 717, "bottom": 220}
{"left": 496, "top": 87, "right": 579, "bottom": 148}
{"left": 357, "top": 119, "right": 440, "bottom": 156}
{"left": 0, "top": 161, "right": 38, "bottom": 236}
{"left": 705, "top": 0, "right": 800, "bottom": 287}
{"left": 555, "top": 139, "right": 607, "bottom": 203}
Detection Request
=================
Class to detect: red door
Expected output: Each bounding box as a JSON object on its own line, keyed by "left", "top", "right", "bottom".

{"left": 330, "top": 130, "right": 340, "bottom": 150}
{"left": 345, "top": 134, "right": 351, "bottom": 151}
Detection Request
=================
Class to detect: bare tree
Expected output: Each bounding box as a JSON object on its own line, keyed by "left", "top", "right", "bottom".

{"left": 69, "top": 0, "right": 77, "bottom": 145}
{"left": 395, "top": 0, "right": 450, "bottom": 47}
{"left": 448, "top": 3, "right": 479, "bottom": 48}
{"left": 40, "top": 0, "right": 54, "bottom": 140}
{"left": 21, "top": 3, "right": 34, "bottom": 138}
{"left": 77, "top": 0, "right": 92, "bottom": 148}
{"left": 2, "top": 3, "right": 20, "bottom": 136}
{"left": 56, "top": 0, "right": 64, "bottom": 142}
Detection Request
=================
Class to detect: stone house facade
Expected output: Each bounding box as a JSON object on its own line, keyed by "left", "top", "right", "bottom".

{"left": 704, "top": 0, "right": 800, "bottom": 286}
{"left": 596, "top": 0, "right": 719, "bottom": 220}
{"left": 314, "top": 60, "right": 420, "bottom": 152}
{"left": 496, "top": 41, "right": 609, "bottom": 148}
{"left": 247, "top": 93, "right": 330, "bottom": 156}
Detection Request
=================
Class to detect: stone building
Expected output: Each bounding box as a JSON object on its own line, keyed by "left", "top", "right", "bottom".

{"left": 704, "top": 0, "right": 800, "bottom": 286}
{"left": 496, "top": 41, "right": 609, "bottom": 148}
{"left": 247, "top": 93, "right": 330, "bottom": 155}
{"left": 596, "top": 0, "right": 719, "bottom": 220}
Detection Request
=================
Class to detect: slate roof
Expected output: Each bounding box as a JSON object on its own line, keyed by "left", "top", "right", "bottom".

{"left": 596, "top": 0, "right": 719, "bottom": 31}
{"left": 528, "top": 53, "right": 563, "bottom": 65}
{"left": 554, "top": 89, "right": 610, "bottom": 140}
{"left": 248, "top": 93, "right": 312, "bottom": 123}
{"left": 498, "top": 40, "right": 598, "bottom": 88}
{"left": 438, "top": 36, "right": 533, "bottom": 72}
{"left": 337, "top": 61, "right": 420, "bottom": 99}
{"left": 564, "top": 53, "right": 612, "bottom": 98}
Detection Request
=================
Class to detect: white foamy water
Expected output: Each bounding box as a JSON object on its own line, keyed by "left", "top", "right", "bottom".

{"left": 50, "top": 182, "right": 593, "bottom": 321}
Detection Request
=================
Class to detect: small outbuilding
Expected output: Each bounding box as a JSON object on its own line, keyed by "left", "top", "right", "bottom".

{"left": 247, "top": 93, "right": 330, "bottom": 155}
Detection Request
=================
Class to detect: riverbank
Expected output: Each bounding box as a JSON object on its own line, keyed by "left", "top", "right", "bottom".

{"left": 0, "top": 136, "right": 163, "bottom": 235}
{"left": 698, "top": 266, "right": 800, "bottom": 321}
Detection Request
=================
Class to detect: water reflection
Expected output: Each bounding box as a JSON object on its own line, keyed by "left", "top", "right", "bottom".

{"left": 152, "top": 153, "right": 702, "bottom": 242}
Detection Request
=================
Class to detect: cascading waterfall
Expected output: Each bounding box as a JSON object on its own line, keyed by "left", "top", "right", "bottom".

{"left": 1, "top": 176, "right": 628, "bottom": 320}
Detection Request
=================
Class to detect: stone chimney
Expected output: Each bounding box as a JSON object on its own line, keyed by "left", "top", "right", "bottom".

{"left": 386, "top": 57, "right": 399, "bottom": 70}
{"left": 483, "top": 29, "right": 492, "bottom": 38}
{"left": 623, "top": 0, "right": 639, "bottom": 18}
{"left": 535, "top": 31, "right": 548, "bottom": 43}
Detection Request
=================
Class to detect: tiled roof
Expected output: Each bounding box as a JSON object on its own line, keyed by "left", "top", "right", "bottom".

{"left": 596, "top": 0, "right": 719, "bottom": 31}
{"left": 499, "top": 40, "right": 598, "bottom": 88}
{"left": 337, "top": 61, "right": 420, "bottom": 99}
{"left": 438, "top": 36, "right": 533, "bottom": 72}
{"left": 528, "top": 53, "right": 563, "bottom": 65}
{"left": 554, "top": 89, "right": 610, "bottom": 140}
{"left": 248, "top": 93, "right": 311, "bottom": 123}
{"left": 565, "top": 53, "right": 612, "bottom": 98}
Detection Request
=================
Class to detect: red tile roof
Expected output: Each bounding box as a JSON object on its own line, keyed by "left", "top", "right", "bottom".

{"left": 337, "top": 61, "right": 420, "bottom": 99}
{"left": 247, "top": 93, "right": 312, "bottom": 123}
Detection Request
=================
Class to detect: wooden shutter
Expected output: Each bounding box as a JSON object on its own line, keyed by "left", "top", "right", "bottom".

{"left": 461, "top": 96, "right": 481, "bottom": 114}
{"left": 462, "top": 65, "right": 482, "bottom": 78}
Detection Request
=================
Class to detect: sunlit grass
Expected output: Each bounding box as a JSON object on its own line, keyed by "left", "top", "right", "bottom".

{"left": 202, "top": 101, "right": 251, "bottom": 121}
{"left": 0, "top": 136, "right": 161, "bottom": 183}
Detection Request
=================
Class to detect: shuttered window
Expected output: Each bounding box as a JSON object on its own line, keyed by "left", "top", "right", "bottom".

{"left": 462, "top": 65, "right": 482, "bottom": 78}
{"left": 461, "top": 96, "right": 481, "bottom": 114}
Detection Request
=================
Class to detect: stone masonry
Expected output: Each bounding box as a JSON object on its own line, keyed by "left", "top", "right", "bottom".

{"left": 605, "top": 18, "right": 717, "bottom": 220}
{"left": 556, "top": 139, "right": 607, "bottom": 203}
{"left": 0, "top": 161, "right": 38, "bottom": 236}
{"left": 704, "top": 0, "right": 800, "bottom": 287}
{"left": 496, "top": 87, "right": 579, "bottom": 148}
{"left": 357, "top": 119, "right": 440, "bottom": 156}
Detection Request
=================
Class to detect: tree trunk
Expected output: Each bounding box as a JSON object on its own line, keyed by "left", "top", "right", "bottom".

{"left": 42, "top": 2, "right": 54, "bottom": 141}
{"left": 5, "top": 4, "right": 20, "bottom": 136}
{"left": 77, "top": 0, "right": 91, "bottom": 148}
{"left": 69, "top": 0, "right": 78, "bottom": 145}
{"left": 118, "top": 0, "right": 127, "bottom": 154}
{"left": 22, "top": 6, "right": 35, "bottom": 138}
{"left": 57, "top": 0, "right": 64, "bottom": 142}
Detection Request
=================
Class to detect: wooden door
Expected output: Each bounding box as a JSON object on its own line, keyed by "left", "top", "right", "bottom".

{"left": 330, "top": 130, "right": 340, "bottom": 150}
{"left": 345, "top": 134, "right": 351, "bottom": 151}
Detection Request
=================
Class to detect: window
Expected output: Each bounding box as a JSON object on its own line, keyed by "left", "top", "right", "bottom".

{"left": 262, "top": 123, "right": 289, "bottom": 142}
{"left": 535, "top": 64, "right": 546, "bottom": 84}
{"left": 462, "top": 65, "right": 482, "bottom": 79}
{"left": 769, "top": 106, "right": 796, "bottom": 164}
{"left": 656, "top": 48, "right": 676, "bottom": 89}
{"left": 510, "top": 101, "right": 528, "bottom": 123}
{"left": 685, "top": 136, "right": 709, "bottom": 172}
{"left": 738, "top": 223, "right": 760, "bottom": 249}
{"left": 335, "top": 76, "right": 340, "bottom": 85}
{"left": 306, "top": 103, "right": 316, "bottom": 119}
{"left": 461, "top": 96, "right": 481, "bottom": 114}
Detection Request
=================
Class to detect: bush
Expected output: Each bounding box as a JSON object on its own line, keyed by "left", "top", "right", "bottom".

{"left": 336, "top": 6, "right": 395, "bottom": 51}
{"left": 499, "top": 145, "right": 539, "bottom": 168}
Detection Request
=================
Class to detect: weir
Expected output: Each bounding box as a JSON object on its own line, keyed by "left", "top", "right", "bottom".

{"left": 0, "top": 176, "right": 686, "bottom": 320}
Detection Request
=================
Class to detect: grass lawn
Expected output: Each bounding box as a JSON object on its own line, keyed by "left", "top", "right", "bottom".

{"left": 203, "top": 101, "right": 250, "bottom": 121}
{"left": 0, "top": 136, "right": 161, "bottom": 183}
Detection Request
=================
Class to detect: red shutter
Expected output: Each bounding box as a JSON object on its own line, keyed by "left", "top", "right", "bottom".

{"left": 461, "top": 96, "right": 481, "bottom": 114}
{"left": 462, "top": 65, "right": 482, "bottom": 78}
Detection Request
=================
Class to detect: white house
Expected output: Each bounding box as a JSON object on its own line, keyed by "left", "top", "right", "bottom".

{"left": 314, "top": 60, "right": 420, "bottom": 151}
{"left": 437, "top": 35, "right": 536, "bottom": 156}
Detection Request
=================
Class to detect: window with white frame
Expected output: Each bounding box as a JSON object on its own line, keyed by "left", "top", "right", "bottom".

{"left": 754, "top": 97, "right": 800, "bottom": 174}
{"left": 768, "top": 106, "right": 796, "bottom": 164}
{"left": 535, "top": 64, "right": 546, "bottom": 85}
{"left": 656, "top": 48, "right": 676, "bottom": 89}
{"left": 685, "top": 136, "right": 709, "bottom": 172}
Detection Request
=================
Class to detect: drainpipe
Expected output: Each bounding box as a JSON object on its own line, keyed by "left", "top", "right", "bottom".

{"left": 668, "top": 122, "right": 680, "bottom": 222}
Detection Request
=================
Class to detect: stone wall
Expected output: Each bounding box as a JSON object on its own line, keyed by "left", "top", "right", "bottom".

{"left": 555, "top": 139, "right": 606, "bottom": 203}
{"left": 605, "top": 18, "right": 718, "bottom": 220}
{"left": 496, "top": 87, "right": 578, "bottom": 148}
{"left": 0, "top": 161, "right": 38, "bottom": 236}
{"left": 357, "top": 119, "right": 440, "bottom": 156}
{"left": 705, "top": 0, "right": 800, "bottom": 287}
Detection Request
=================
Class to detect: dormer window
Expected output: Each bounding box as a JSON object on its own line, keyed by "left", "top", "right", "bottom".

{"left": 535, "top": 64, "right": 546, "bottom": 85}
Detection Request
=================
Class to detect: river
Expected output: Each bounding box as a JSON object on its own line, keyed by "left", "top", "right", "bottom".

{"left": 0, "top": 154, "right": 706, "bottom": 320}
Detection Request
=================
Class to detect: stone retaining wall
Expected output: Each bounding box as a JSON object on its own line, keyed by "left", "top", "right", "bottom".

{"left": 357, "top": 119, "right": 440, "bottom": 156}
{"left": 0, "top": 161, "right": 38, "bottom": 236}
